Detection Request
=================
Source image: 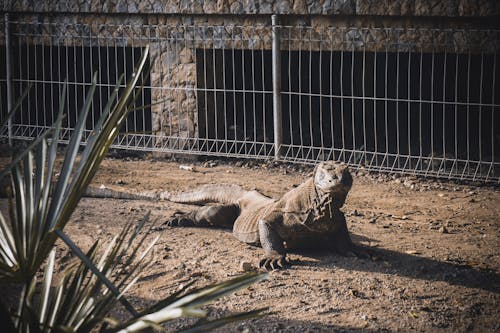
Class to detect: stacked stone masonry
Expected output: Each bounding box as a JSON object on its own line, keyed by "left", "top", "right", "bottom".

{"left": 2, "top": 0, "right": 500, "bottom": 16}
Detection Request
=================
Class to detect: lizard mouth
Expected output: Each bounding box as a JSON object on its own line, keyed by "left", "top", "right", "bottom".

{"left": 319, "top": 182, "right": 350, "bottom": 195}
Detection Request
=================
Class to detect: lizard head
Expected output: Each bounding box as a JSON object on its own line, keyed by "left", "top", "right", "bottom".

{"left": 313, "top": 162, "right": 352, "bottom": 205}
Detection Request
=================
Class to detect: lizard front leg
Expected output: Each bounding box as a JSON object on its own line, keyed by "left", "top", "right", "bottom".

{"left": 258, "top": 219, "right": 290, "bottom": 270}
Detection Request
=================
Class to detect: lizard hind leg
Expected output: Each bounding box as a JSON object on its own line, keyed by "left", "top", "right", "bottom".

{"left": 165, "top": 204, "right": 240, "bottom": 228}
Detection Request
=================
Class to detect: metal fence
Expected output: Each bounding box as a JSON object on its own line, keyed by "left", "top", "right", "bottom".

{"left": 0, "top": 15, "right": 499, "bottom": 183}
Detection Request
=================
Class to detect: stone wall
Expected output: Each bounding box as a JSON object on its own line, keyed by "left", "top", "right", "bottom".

{"left": 1, "top": 1, "right": 499, "bottom": 150}
{"left": 2, "top": 0, "right": 499, "bottom": 16}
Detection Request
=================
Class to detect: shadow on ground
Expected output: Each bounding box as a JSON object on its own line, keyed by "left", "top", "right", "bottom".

{"left": 292, "top": 233, "right": 499, "bottom": 294}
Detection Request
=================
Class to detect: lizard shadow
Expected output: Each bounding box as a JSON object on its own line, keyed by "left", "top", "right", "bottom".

{"left": 290, "top": 235, "right": 499, "bottom": 294}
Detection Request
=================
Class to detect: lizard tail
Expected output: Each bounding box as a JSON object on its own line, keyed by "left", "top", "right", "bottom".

{"left": 162, "top": 184, "right": 249, "bottom": 205}
{"left": 83, "top": 187, "right": 158, "bottom": 200}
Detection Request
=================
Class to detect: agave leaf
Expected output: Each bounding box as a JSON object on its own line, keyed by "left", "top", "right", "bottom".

{"left": 12, "top": 164, "right": 27, "bottom": 264}
{"left": 117, "top": 307, "right": 206, "bottom": 333}
{"left": 0, "top": 106, "right": 65, "bottom": 280}
{"left": 76, "top": 73, "right": 125, "bottom": 164}
{"left": 166, "top": 273, "right": 267, "bottom": 310}
{"left": 96, "top": 235, "right": 119, "bottom": 273}
{"left": 16, "top": 276, "right": 39, "bottom": 332}
{"left": 126, "top": 97, "right": 168, "bottom": 113}
{"left": 55, "top": 230, "right": 139, "bottom": 317}
{"left": 114, "top": 273, "right": 267, "bottom": 333}
{"left": 45, "top": 73, "right": 97, "bottom": 229}
{"left": 27, "top": 47, "right": 149, "bottom": 277}
{"left": 0, "top": 212, "right": 16, "bottom": 268}
{"left": 98, "top": 223, "right": 133, "bottom": 277}
{"left": 113, "top": 239, "right": 157, "bottom": 295}
{"left": 138, "top": 280, "right": 198, "bottom": 316}
{"left": 46, "top": 274, "right": 67, "bottom": 329}
{"left": 54, "top": 260, "right": 100, "bottom": 329}
{"left": 58, "top": 242, "right": 100, "bottom": 324}
{"left": 113, "top": 212, "right": 153, "bottom": 273}
{"left": 0, "top": 82, "right": 33, "bottom": 130}
{"left": 0, "top": 127, "right": 53, "bottom": 183}
{"left": 23, "top": 151, "right": 35, "bottom": 231}
{"left": 28, "top": 139, "right": 48, "bottom": 263}
{"left": 55, "top": 325, "right": 77, "bottom": 333}
{"left": 33, "top": 138, "right": 47, "bottom": 209}
{"left": 113, "top": 237, "right": 158, "bottom": 293}
{"left": 38, "top": 249, "right": 55, "bottom": 325}
{"left": 0, "top": 299, "right": 16, "bottom": 333}
{"left": 129, "top": 319, "right": 164, "bottom": 332}
{"left": 53, "top": 45, "right": 150, "bottom": 232}
{"left": 52, "top": 218, "right": 157, "bottom": 332}
{"left": 176, "top": 308, "right": 268, "bottom": 333}
{"left": 0, "top": 87, "right": 63, "bottom": 183}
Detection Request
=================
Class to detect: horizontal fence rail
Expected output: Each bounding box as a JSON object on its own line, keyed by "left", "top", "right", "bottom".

{"left": 0, "top": 16, "right": 499, "bottom": 183}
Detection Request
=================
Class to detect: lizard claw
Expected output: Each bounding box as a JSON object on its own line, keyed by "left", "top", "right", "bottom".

{"left": 259, "top": 255, "right": 290, "bottom": 270}
{"left": 164, "top": 212, "right": 195, "bottom": 227}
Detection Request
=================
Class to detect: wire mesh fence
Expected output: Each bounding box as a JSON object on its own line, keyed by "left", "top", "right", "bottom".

{"left": 0, "top": 16, "right": 499, "bottom": 183}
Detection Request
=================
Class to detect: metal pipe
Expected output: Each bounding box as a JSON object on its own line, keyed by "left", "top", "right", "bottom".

{"left": 272, "top": 14, "right": 282, "bottom": 159}
{"left": 5, "top": 13, "right": 12, "bottom": 145}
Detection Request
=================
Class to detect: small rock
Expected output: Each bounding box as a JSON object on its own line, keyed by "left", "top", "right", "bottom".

{"left": 240, "top": 261, "right": 254, "bottom": 272}
{"left": 351, "top": 210, "right": 363, "bottom": 217}
{"left": 403, "top": 180, "right": 414, "bottom": 188}
{"left": 203, "top": 161, "right": 218, "bottom": 168}
{"left": 179, "top": 165, "right": 195, "bottom": 172}
{"left": 439, "top": 226, "right": 449, "bottom": 233}
{"left": 116, "top": 179, "right": 127, "bottom": 185}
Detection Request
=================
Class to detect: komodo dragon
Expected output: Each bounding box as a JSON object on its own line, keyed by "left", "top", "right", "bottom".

{"left": 164, "top": 161, "right": 360, "bottom": 270}
{"left": 0, "top": 161, "right": 361, "bottom": 270}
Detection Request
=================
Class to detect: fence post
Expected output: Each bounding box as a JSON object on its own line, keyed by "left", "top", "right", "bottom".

{"left": 272, "top": 14, "right": 282, "bottom": 160}
{"left": 4, "top": 12, "right": 12, "bottom": 145}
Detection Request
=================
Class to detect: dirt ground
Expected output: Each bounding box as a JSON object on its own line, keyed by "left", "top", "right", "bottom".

{"left": 4, "top": 153, "right": 500, "bottom": 332}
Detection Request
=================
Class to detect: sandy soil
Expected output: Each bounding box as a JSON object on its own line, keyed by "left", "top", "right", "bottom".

{"left": 3, "top": 154, "right": 500, "bottom": 332}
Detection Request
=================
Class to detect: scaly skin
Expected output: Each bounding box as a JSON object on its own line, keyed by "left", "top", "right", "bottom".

{"left": 165, "top": 161, "right": 359, "bottom": 270}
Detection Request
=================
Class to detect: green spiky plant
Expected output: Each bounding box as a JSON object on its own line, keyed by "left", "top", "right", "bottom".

{"left": 0, "top": 45, "right": 267, "bottom": 332}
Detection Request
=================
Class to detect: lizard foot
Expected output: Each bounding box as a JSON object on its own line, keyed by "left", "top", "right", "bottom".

{"left": 164, "top": 212, "right": 196, "bottom": 227}
{"left": 259, "top": 255, "right": 290, "bottom": 270}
